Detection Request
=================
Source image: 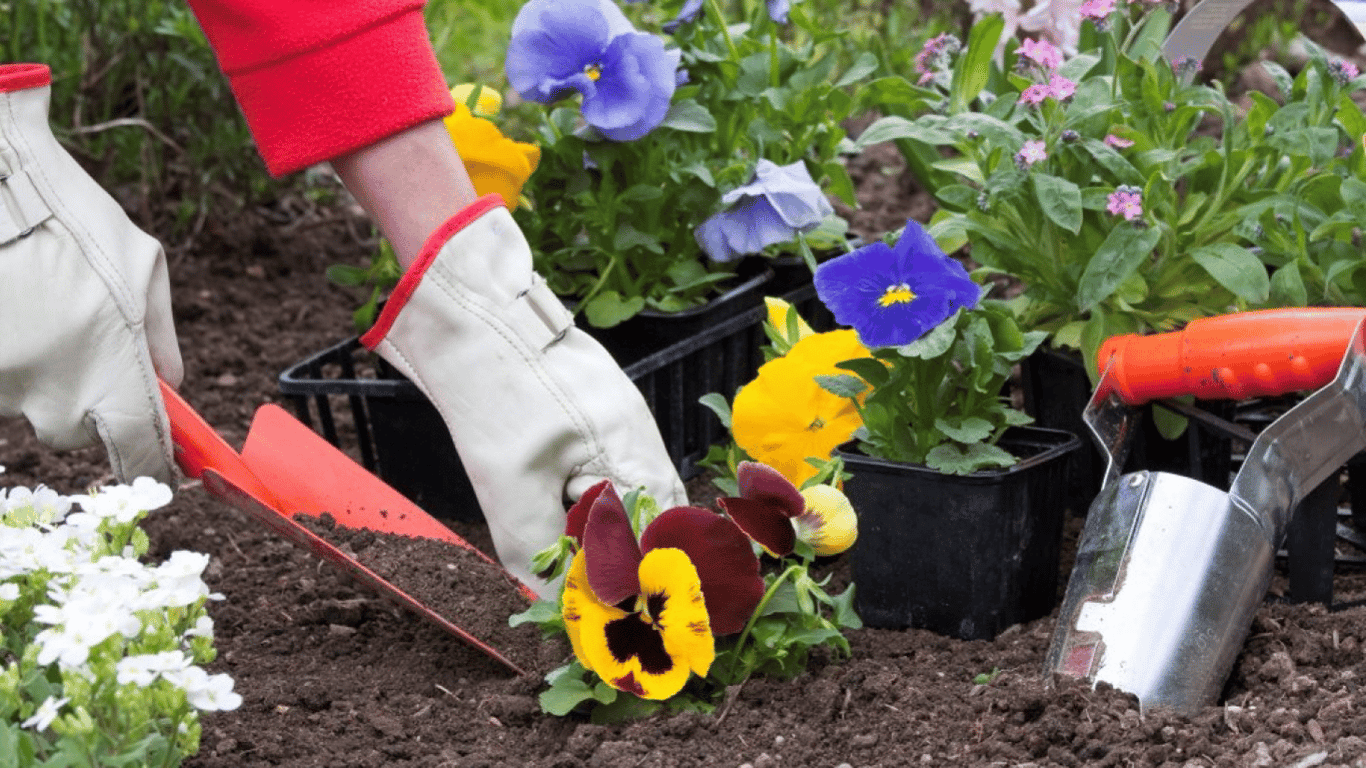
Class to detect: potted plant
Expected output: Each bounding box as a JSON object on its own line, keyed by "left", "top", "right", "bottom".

{"left": 504, "top": 0, "right": 875, "bottom": 347}
{"left": 720, "top": 219, "right": 1079, "bottom": 640}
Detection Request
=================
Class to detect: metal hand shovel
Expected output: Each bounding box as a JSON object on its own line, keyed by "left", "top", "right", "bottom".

{"left": 1044, "top": 308, "right": 1366, "bottom": 713}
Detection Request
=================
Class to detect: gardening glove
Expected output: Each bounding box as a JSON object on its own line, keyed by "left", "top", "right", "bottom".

{"left": 360, "top": 195, "right": 688, "bottom": 596}
{"left": 0, "top": 64, "right": 183, "bottom": 483}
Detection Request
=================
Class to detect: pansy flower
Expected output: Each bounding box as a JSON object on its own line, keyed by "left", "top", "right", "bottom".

{"left": 814, "top": 220, "right": 982, "bottom": 349}
{"left": 561, "top": 483, "right": 764, "bottom": 699}
{"left": 695, "top": 159, "right": 834, "bottom": 262}
{"left": 443, "top": 99, "right": 541, "bottom": 211}
{"left": 718, "top": 462, "right": 857, "bottom": 558}
{"left": 506, "top": 0, "right": 680, "bottom": 141}
{"left": 667, "top": 0, "right": 794, "bottom": 31}
{"left": 732, "top": 330, "right": 870, "bottom": 486}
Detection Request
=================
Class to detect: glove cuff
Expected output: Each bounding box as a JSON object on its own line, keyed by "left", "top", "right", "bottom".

{"left": 360, "top": 193, "right": 506, "bottom": 350}
{"left": 0, "top": 63, "right": 51, "bottom": 93}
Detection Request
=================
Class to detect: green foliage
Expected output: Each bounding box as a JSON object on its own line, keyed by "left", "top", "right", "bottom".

{"left": 875, "top": 3, "right": 1366, "bottom": 376}
{"left": 6, "top": 0, "right": 276, "bottom": 234}
{"left": 514, "top": 0, "right": 875, "bottom": 327}
{"left": 819, "top": 300, "right": 1044, "bottom": 474}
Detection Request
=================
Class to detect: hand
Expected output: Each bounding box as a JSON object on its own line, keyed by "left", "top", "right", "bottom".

{"left": 360, "top": 196, "right": 688, "bottom": 595}
{"left": 0, "top": 64, "right": 183, "bottom": 483}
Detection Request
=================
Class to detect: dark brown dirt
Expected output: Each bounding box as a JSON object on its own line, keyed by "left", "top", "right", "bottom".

{"left": 9, "top": 44, "right": 1366, "bottom": 762}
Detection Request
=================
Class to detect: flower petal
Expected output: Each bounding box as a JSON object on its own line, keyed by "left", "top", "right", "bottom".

{"left": 639, "top": 507, "right": 764, "bottom": 635}
{"left": 638, "top": 548, "right": 713, "bottom": 678}
{"left": 718, "top": 496, "right": 796, "bottom": 557}
{"left": 737, "top": 461, "right": 805, "bottom": 513}
{"left": 506, "top": 0, "right": 614, "bottom": 103}
{"left": 565, "top": 479, "right": 611, "bottom": 541}
{"left": 794, "top": 485, "right": 859, "bottom": 556}
{"left": 580, "top": 33, "right": 680, "bottom": 141}
{"left": 583, "top": 483, "right": 642, "bottom": 605}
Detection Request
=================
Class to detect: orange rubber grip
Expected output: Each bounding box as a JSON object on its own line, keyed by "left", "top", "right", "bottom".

{"left": 1096, "top": 308, "right": 1366, "bottom": 405}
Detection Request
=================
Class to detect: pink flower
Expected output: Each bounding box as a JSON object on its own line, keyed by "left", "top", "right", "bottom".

{"left": 914, "top": 33, "right": 962, "bottom": 87}
{"left": 1080, "top": 0, "right": 1116, "bottom": 20}
{"left": 1103, "top": 134, "right": 1134, "bottom": 149}
{"left": 1106, "top": 185, "right": 1143, "bottom": 221}
{"left": 1015, "top": 139, "right": 1048, "bottom": 169}
{"left": 1048, "top": 74, "right": 1077, "bottom": 100}
{"left": 1019, "top": 84, "right": 1052, "bottom": 105}
{"left": 1019, "top": 0, "right": 1083, "bottom": 54}
{"left": 1015, "top": 38, "right": 1063, "bottom": 71}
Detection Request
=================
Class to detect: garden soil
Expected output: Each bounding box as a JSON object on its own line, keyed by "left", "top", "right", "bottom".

{"left": 11, "top": 25, "right": 1366, "bottom": 762}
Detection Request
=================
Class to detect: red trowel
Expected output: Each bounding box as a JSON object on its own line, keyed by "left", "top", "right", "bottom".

{"left": 159, "top": 380, "right": 535, "bottom": 675}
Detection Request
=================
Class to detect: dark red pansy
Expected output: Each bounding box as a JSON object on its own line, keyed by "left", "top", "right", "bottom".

{"left": 717, "top": 461, "right": 806, "bottom": 557}
{"left": 639, "top": 506, "right": 764, "bottom": 636}
{"left": 566, "top": 479, "right": 612, "bottom": 542}
{"left": 582, "top": 483, "right": 642, "bottom": 606}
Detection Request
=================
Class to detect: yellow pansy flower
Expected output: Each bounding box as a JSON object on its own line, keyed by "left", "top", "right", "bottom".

{"left": 443, "top": 101, "right": 540, "bottom": 211}
{"left": 795, "top": 484, "right": 858, "bottom": 556}
{"left": 450, "top": 84, "right": 503, "bottom": 117}
{"left": 731, "top": 329, "right": 871, "bottom": 487}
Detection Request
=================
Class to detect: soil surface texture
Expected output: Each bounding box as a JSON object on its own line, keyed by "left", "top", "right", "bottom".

{"left": 9, "top": 18, "right": 1366, "bottom": 762}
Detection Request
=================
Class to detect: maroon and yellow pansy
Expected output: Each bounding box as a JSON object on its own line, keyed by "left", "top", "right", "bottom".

{"left": 719, "top": 462, "right": 858, "bottom": 558}
{"left": 561, "top": 482, "right": 765, "bottom": 699}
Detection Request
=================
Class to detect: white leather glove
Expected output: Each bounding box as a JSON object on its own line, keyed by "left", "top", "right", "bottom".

{"left": 360, "top": 195, "right": 688, "bottom": 595}
{"left": 0, "top": 64, "right": 183, "bottom": 483}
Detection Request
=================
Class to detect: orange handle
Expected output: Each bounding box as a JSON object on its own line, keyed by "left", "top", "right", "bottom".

{"left": 159, "top": 380, "right": 279, "bottom": 506}
{"left": 1096, "top": 308, "right": 1366, "bottom": 405}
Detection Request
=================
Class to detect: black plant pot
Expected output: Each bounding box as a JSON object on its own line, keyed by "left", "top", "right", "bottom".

{"left": 581, "top": 265, "right": 773, "bottom": 367}
{"left": 838, "top": 426, "right": 1081, "bottom": 641}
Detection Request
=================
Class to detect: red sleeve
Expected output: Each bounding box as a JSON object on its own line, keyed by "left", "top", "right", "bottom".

{"left": 185, "top": 0, "right": 456, "bottom": 177}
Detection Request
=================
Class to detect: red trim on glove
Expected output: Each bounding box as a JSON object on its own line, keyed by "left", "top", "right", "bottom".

{"left": 186, "top": 1, "right": 453, "bottom": 177}
{"left": 360, "top": 194, "right": 507, "bottom": 349}
{"left": 0, "top": 64, "right": 52, "bottom": 93}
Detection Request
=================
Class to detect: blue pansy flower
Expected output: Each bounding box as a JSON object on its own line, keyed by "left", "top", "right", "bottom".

{"left": 695, "top": 159, "right": 834, "bottom": 262}
{"left": 666, "top": 0, "right": 793, "bottom": 31}
{"left": 814, "top": 220, "right": 982, "bottom": 348}
{"left": 506, "top": 0, "right": 681, "bottom": 142}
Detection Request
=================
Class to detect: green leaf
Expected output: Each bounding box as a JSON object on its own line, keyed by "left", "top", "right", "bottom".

{"left": 854, "top": 115, "right": 955, "bottom": 148}
{"left": 1260, "top": 61, "right": 1294, "bottom": 99}
{"left": 836, "top": 357, "right": 891, "bottom": 387}
{"left": 895, "top": 313, "right": 959, "bottom": 358}
{"left": 950, "top": 12, "right": 1002, "bottom": 113}
{"left": 539, "top": 674, "right": 603, "bottom": 716}
{"left": 583, "top": 291, "right": 646, "bottom": 328}
{"left": 613, "top": 223, "right": 663, "bottom": 253}
{"left": 509, "top": 599, "right": 562, "bottom": 629}
{"left": 325, "top": 263, "right": 369, "bottom": 287}
{"left": 1188, "top": 243, "right": 1270, "bottom": 303}
{"left": 931, "top": 157, "right": 985, "bottom": 185}
{"left": 1032, "top": 174, "right": 1083, "bottom": 234}
{"left": 1151, "top": 399, "right": 1190, "bottom": 440}
{"left": 1075, "top": 225, "right": 1162, "bottom": 311}
{"left": 835, "top": 52, "right": 879, "bottom": 87}
{"left": 934, "top": 416, "right": 994, "bottom": 443}
{"left": 815, "top": 373, "right": 869, "bottom": 398}
{"left": 1080, "top": 138, "right": 1144, "bottom": 186}
{"left": 926, "top": 442, "right": 1017, "bottom": 475}
{"left": 659, "top": 99, "right": 718, "bottom": 133}
{"left": 822, "top": 160, "right": 858, "bottom": 208}
{"left": 1057, "top": 53, "right": 1101, "bottom": 83}
{"left": 698, "top": 392, "right": 733, "bottom": 428}
{"left": 1269, "top": 260, "right": 1309, "bottom": 306}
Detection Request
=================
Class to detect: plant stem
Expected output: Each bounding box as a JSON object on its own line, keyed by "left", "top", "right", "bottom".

{"left": 707, "top": 0, "right": 742, "bottom": 61}
{"left": 724, "top": 564, "right": 802, "bottom": 681}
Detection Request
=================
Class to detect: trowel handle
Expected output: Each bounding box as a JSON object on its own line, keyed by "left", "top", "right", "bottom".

{"left": 1097, "top": 308, "right": 1366, "bottom": 405}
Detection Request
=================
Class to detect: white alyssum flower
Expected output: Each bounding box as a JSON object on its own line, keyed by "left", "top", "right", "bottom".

{"left": 165, "top": 665, "right": 243, "bottom": 712}
{"left": 22, "top": 695, "right": 69, "bottom": 731}
{"left": 0, "top": 582, "right": 19, "bottom": 602}
{"left": 117, "top": 650, "right": 192, "bottom": 687}
{"left": 72, "top": 477, "right": 173, "bottom": 523}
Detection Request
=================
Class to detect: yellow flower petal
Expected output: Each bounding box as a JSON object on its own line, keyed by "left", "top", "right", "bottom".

{"left": 443, "top": 102, "right": 541, "bottom": 211}
{"left": 795, "top": 484, "right": 859, "bottom": 556}
{"left": 566, "top": 548, "right": 712, "bottom": 700}
{"left": 450, "top": 83, "right": 503, "bottom": 117}
{"left": 764, "top": 297, "right": 814, "bottom": 343}
{"left": 732, "top": 330, "right": 871, "bottom": 487}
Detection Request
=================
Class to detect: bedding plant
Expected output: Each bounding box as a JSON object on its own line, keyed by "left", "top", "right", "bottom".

{"left": 511, "top": 460, "right": 860, "bottom": 722}
{"left": 0, "top": 476, "right": 239, "bottom": 766}
{"left": 863, "top": 0, "right": 1366, "bottom": 380}
{"left": 504, "top": 0, "right": 881, "bottom": 328}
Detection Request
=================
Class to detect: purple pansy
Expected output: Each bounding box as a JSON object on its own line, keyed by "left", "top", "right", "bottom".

{"left": 506, "top": 0, "right": 681, "bottom": 141}
{"left": 814, "top": 220, "right": 982, "bottom": 348}
{"left": 695, "top": 159, "right": 834, "bottom": 262}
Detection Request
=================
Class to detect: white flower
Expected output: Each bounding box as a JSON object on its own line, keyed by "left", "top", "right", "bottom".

{"left": 166, "top": 665, "right": 242, "bottom": 711}
{"left": 146, "top": 551, "right": 212, "bottom": 608}
{"left": 0, "top": 582, "right": 18, "bottom": 602}
{"left": 117, "top": 650, "right": 191, "bottom": 687}
{"left": 22, "top": 695, "right": 69, "bottom": 731}
{"left": 73, "top": 478, "right": 172, "bottom": 523}
{"left": 184, "top": 614, "right": 215, "bottom": 639}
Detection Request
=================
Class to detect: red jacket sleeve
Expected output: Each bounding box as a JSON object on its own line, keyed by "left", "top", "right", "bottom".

{"left": 185, "top": 0, "right": 456, "bottom": 176}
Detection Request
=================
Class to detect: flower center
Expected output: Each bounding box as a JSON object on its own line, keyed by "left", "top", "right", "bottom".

{"left": 584, "top": 64, "right": 602, "bottom": 81}
{"left": 879, "top": 283, "right": 916, "bottom": 307}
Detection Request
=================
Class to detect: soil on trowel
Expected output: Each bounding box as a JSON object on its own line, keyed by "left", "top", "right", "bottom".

{"left": 294, "top": 513, "right": 556, "bottom": 676}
